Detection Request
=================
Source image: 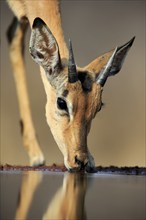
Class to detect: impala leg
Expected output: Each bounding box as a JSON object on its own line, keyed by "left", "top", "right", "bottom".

{"left": 7, "top": 16, "right": 45, "bottom": 166}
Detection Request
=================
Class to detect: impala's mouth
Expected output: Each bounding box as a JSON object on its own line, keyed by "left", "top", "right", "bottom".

{"left": 67, "top": 156, "right": 88, "bottom": 172}
{"left": 64, "top": 154, "right": 96, "bottom": 173}
{"left": 75, "top": 156, "right": 88, "bottom": 171}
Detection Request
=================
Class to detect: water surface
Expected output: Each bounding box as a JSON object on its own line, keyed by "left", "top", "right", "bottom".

{"left": 0, "top": 171, "right": 145, "bottom": 220}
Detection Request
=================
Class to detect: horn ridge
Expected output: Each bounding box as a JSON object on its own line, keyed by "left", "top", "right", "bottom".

{"left": 68, "top": 39, "right": 78, "bottom": 83}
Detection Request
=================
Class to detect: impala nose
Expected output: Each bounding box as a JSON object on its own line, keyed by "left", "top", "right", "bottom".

{"left": 74, "top": 156, "right": 88, "bottom": 171}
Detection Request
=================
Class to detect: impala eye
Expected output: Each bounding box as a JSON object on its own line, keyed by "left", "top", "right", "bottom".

{"left": 57, "top": 97, "right": 68, "bottom": 111}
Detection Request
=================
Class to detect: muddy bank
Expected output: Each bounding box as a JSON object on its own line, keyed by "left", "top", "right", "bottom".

{"left": 0, "top": 164, "right": 146, "bottom": 175}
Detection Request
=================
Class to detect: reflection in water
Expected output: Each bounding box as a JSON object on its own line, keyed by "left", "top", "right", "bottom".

{"left": 43, "top": 173, "right": 87, "bottom": 220}
{"left": 15, "top": 171, "right": 43, "bottom": 220}
{"left": 1, "top": 172, "right": 144, "bottom": 220}
{"left": 15, "top": 172, "right": 88, "bottom": 220}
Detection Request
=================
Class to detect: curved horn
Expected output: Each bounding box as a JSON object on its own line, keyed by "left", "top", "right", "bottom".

{"left": 68, "top": 39, "right": 78, "bottom": 83}
{"left": 97, "top": 47, "right": 118, "bottom": 87}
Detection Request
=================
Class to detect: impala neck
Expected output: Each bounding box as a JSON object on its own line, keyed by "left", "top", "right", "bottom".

{"left": 26, "top": 0, "right": 68, "bottom": 59}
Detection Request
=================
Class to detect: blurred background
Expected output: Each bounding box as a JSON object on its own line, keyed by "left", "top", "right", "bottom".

{"left": 0, "top": 0, "right": 145, "bottom": 167}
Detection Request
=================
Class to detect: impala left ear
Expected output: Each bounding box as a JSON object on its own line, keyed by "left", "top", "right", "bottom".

{"left": 85, "top": 37, "right": 135, "bottom": 86}
{"left": 29, "top": 17, "right": 62, "bottom": 81}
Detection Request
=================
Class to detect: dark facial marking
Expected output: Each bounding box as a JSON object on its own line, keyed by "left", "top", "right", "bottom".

{"left": 62, "top": 89, "right": 69, "bottom": 97}
{"left": 78, "top": 71, "right": 93, "bottom": 92}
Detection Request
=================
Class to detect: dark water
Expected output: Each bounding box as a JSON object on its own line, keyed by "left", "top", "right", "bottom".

{"left": 0, "top": 171, "right": 145, "bottom": 220}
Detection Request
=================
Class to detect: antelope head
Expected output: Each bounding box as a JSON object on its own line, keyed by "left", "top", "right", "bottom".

{"left": 29, "top": 18, "right": 135, "bottom": 172}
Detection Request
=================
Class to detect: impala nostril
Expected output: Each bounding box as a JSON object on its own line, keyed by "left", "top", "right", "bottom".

{"left": 75, "top": 156, "right": 87, "bottom": 170}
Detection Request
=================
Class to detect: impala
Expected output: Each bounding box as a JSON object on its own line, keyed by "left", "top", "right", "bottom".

{"left": 7, "top": 0, "right": 135, "bottom": 172}
{"left": 15, "top": 172, "right": 86, "bottom": 220}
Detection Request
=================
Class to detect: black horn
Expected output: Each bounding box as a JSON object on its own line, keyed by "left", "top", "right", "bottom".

{"left": 97, "top": 47, "right": 118, "bottom": 87}
{"left": 68, "top": 39, "right": 78, "bottom": 83}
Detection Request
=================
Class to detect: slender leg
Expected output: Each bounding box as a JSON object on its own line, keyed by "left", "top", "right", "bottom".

{"left": 7, "top": 16, "right": 45, "bottom": 166}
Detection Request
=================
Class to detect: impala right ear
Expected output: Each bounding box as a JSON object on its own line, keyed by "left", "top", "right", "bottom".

{"left": 29, "top": 17, "right": 62, "bottom": 80}
{"left": 85, "top": 37, "right": 135, "bottom": 86}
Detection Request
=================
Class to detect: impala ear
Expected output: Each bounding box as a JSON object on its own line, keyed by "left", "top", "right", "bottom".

{"left": 85, "top": 37, "right": 135, "bottom": 86}
{"left": 29, "top": 17, "right": 62, "bottom": 80}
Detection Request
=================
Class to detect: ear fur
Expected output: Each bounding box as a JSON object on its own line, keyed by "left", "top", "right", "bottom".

{"left": 29, "top": 17, "right": 62, "bottom": 80}
{"left": 85, "top": 37, "right": 135, "bottom": 83}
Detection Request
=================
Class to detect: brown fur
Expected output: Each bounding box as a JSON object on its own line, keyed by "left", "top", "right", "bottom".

{"left": 7, "top": 0, "right": 134, "bottom": 170}
{"left": 43, "top": 68, "right": 102, "bottom": 170}
{"left": 7, "top": 0, "right": 68, "bottom": 58}
{"left": 85, "top": 50, "right": 114, "bottom": 74}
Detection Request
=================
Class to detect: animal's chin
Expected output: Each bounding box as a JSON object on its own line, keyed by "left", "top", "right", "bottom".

{"left": 64, "top": 153, "right": 96, "bottom": 173}
{"left": 64, "top": 161, "right": 84, "bottom": 173}
{"left": 68, "top": 166, "right": 97, "bottom": 173}
{"left": 68, "top": 167, "right": 84, "bottom": 173}
{"left": 65, "top": 162, "right": 97, "bottom": 173}
{"left": 85, "top": 164, "right": 97, "bottom": 173}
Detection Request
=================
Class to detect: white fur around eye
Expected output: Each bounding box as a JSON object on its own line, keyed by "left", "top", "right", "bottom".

{"left": 68, "top": 103, "right": 74, "bottom": 121}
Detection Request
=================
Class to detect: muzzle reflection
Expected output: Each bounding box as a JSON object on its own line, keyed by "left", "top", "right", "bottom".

{"left": 15, "top": 172, "right": 88, "bottom": 220}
